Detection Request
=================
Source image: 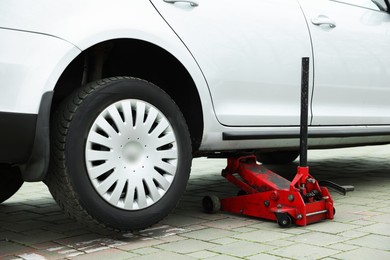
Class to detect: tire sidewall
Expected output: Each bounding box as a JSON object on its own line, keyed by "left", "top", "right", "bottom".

{"left": 65, "top": 78, "right": 191, "bottom": 230}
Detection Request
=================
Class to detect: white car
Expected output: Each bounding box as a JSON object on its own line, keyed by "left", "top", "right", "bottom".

{"left": 1, "top": 0, "right": 389, "bottom": 231}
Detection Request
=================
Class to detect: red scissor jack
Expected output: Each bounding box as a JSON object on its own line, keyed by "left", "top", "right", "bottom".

{"left": 202, "top": 58, "right": 353, "bottom": 227}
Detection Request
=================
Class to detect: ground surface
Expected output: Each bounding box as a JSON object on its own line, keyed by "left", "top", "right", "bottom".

{"left": 1, "top": 145, "right": 390, "bottom": 259}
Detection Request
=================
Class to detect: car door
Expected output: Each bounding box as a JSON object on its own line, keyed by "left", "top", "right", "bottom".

{"left": 150, "top": 0, "right": 312, "bottom": 126}
{"left": 298, "top": 0, "right": 390, "bottom": 125}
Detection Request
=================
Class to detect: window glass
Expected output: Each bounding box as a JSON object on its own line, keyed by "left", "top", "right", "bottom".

{"left": 332, "top": 0, "right": 388, "bottom": 11}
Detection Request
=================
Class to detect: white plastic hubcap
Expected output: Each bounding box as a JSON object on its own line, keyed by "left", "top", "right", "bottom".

{"left": 85, "top": 99, "right": 178, "bottom": 210}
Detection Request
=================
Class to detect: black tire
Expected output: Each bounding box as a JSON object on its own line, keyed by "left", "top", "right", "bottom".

{"left": 256, "top": 151, "right": 299, "bottom": 165}
{"left": 202, "top": 195, "right": 221, "bottom": 213}
{"left": 0, "top": 164, "right": 23, "bottom": 203}
{"left": 46, "top": 77, "right": 192, "bottom": 231}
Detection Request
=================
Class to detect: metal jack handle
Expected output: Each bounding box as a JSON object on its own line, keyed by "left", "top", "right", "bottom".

{"left": 290, "top": 58, "right": 312, "bottom": 190}
{"left": 300, "top": 57, "right": 310, "bottom": 168}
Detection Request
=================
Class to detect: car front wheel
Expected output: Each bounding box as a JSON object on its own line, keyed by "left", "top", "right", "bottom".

{"left": 46, "top": 77, "right": 192, "bottom": 231}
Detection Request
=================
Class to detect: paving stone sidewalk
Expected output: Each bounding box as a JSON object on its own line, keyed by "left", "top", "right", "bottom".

{"left": 1, "top": 145, "right": 390, "bottom": 259}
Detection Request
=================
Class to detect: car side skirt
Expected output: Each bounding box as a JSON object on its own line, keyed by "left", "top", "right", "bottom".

{"left": 223, "top": 127, "right": 390, "bottom": 140}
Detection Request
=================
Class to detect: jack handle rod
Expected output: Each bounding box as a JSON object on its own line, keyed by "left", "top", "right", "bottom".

{"left": 300, "top": 57, "right": 310, "bottom": 167}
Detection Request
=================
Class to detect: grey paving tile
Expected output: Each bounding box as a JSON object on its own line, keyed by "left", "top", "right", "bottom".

{"left": 264, "top": 239, "right": 295, "bottom": 247}
{"left": 53, "top": 234, "right": 105, "bottom": 246}
{"left": 29, "top": 241, "right": 62, "bottom": 250}
{"left": 269, "top": 243, "right": 339, "bottom": 259}
{"left": 233, "top": 229, "right": 292, "bottom": 243}
{"left": 132, "top": 247, "right": 161, "bottom": 255}
{"left": 184, "top": 224, "right": 208, "bottom": 232}
{"left": 13, "top": 230, "right": 66, "bottom": 245}
{"left": 304, "top": 221, "right": 360, "bottom": 234}
{"left": 17, "top": 252, "right": 53, "bottom": 260}
{"left": 355, "top": 223, "right": 390, "bottom": 236}
{"left": 281, "top": 228, "right": 310, "bottom": 235}
{"left": 29, "top": 245, "right": 82, "bottom": 259}
{"left": 247, "top": 221, "right": 285, "bottom": 231}
{"left": 344, "top": 234, "right": 390, "bottom": 251}
{"left": 1, "top": 212, "right": 43, "bottom": 223}
{"left": 246, "top": 254, "right": 282, "bottom": 260}
{"left": 131, "top": 251, "right": 196, "bottom": 260}
{"left": 349, "top": 219, "right": 377, "bottom": 226}
{"left": 113, "top": 237, "right": 165, "bottom": 251}
{"left": 0, "top": 231, "right": 26, "bottom": 241}
{"left": 230, "top": 227, "right": 257, "bottom": 233}
{"left": 181, "top": 227, "right": 235, "bottom": 241}
{"left": 202, "top": 217, "right": 254, "bottom": 230}
{"left": 333, "top": 247, "right": 390, "bottom": 260}
{"left": 156, "top": 239, "right": 216, "bottom": 254}
{"left": 210, "top": 237, "right": 239, "bottom": 245}
{"left": 366, "top": 213, "right": 390, "bottom": 224}
{"left": 0, "top": 240, "right": 32, "bottom": 257}
{"left": 187, "top": 250, "right": 219, "bottom": 259}
{"left": 0, "top": 204, "right": 38, "bottom": 214}
{"left": 331, "top": 210, "right": 371, "bottom": 223}
{"left": 139, "top": 225, "right": 187, "bottom": 239}
{"left": 285, "top": 232, "right": 348, "bottom": 246}
{"left": 206, "top": 255, "right": 242, "bottom": 260}
{"left": 335, "top": 197, "right": 385, "bottom": 206}
{"left": 161, "top": 214, "right": 208, "bottom": 227}
{"left": 209, "top": 241, "right": 274, "bottom": 258}
{"left": 338, "top": 230, "right": 368, "bottom": 239}
{"left": 67, "top": 248, "right": 138, "bottom": 259}
{"left": 158, "top": 234, "right": 188, "bottom": 243}
{"left": 26, "top": 205, "right": 61, "bottom": 215}
{"left": 41, "top": 222, "right": 87, "bottom": 233}
{"left": 327, "top": 243, "right": 360, "bottom": 252}
{"left": 375, "top": 205, "right": 390, "bottom": 213}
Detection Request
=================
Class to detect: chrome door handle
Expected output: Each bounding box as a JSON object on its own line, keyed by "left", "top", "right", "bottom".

{"left": 163, "top": 0, "right": 199, "bottom": 7}
{"left": 311, "top": 15, "right": 336, "bottom": 28}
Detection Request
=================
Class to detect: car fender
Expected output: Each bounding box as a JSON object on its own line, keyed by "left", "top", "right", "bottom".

{"left": 0, "top": 0, "right": 214, "bottom": 117}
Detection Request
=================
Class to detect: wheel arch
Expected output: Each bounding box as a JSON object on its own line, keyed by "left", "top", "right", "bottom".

{"left": 53, "top": 38, "right": 204, "bottom": 152}
{"left": 23, "top": 37, "right": 205, "bottom": 182}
